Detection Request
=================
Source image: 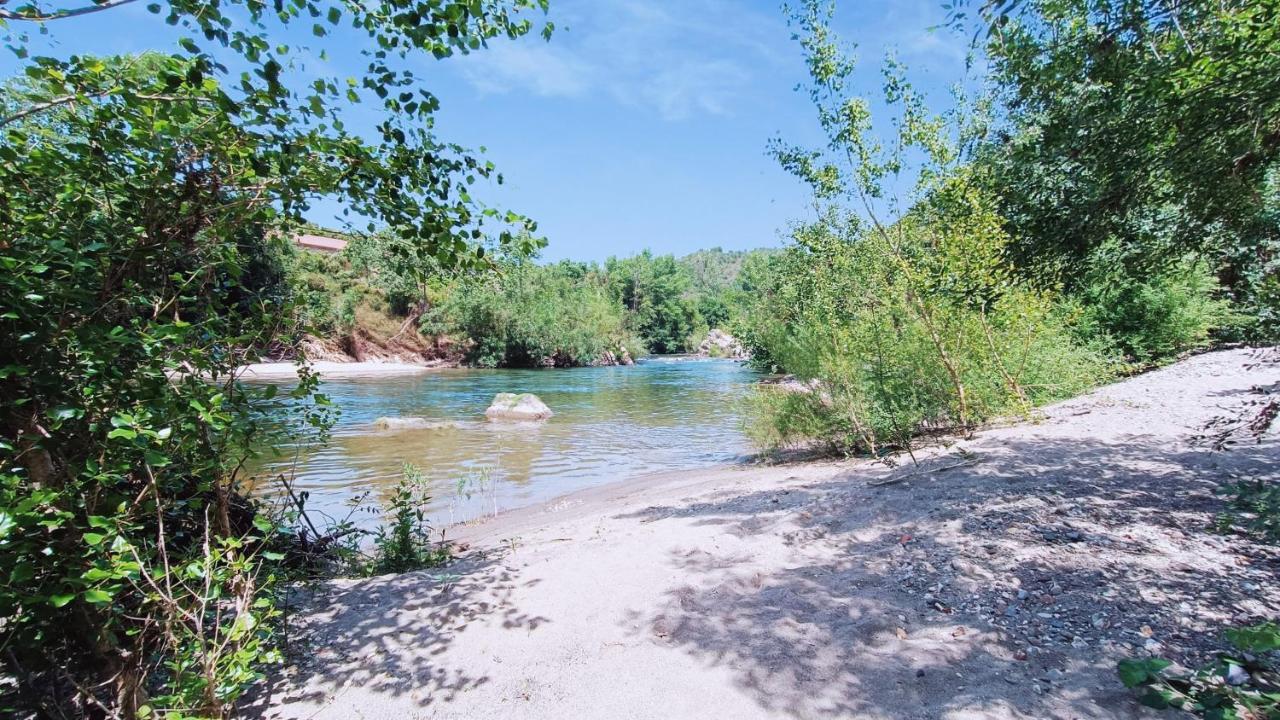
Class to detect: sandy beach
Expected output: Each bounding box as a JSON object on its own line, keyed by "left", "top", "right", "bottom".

{"left": 237, "top": 361, "right": 441, "bottom": 381}
{"left": 245, "top": 348, "right": 1280, "bottom": 720}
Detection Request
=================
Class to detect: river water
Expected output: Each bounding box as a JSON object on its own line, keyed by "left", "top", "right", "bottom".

{"left": 251, "top": 357, "right": 759, "bottom": 527}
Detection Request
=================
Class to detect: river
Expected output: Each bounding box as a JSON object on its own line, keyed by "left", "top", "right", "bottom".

{"left": 251, "top": 357, "right": 759, "bottom": 528}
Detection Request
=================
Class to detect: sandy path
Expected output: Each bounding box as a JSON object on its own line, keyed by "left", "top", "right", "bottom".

{"left": 246, "top": 348, "right": 1280, "bottom": 720}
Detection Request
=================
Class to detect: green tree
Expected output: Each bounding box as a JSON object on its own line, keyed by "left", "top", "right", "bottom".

{"left": 0, "top": 1, "right": 548, "bottom": 715}
{"left": 964, "top": 0, "right": 1280, "bottom": 336}
{"left": 606, "top": 251, "right": 699, "bottom": 353}
{"left": 747, "top": 0, "right": 1107, "bottom": 454}
{"left": 427, "top": 259, "right": 639, "bottom": 368}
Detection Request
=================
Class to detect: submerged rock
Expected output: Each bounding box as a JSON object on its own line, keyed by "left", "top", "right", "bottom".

{"left": 696, "top": 329, "right": 749, "bottom": 359}
{"left": 373, "top": 417, "right": 457, "bottom": 431}
{"left": 484, "top": 393, "right": 553, "bottom": 421}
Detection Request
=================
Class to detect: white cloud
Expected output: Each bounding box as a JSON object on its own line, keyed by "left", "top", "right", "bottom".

{"left": 877, "top": 0, "right": 971, "bottom": 65}
{"left": 454, "top": 0, "right": 785, "bottom": 121}
{"left": 453, "top": 0, "right": 974, "bottom": 120}
{"left": 632, "top": 59, "right": 752, "bottom": 120}
{"left": 461, "top": 41, "right": 593, "bottom": 98}
{"left": 906, "top": 27, "right": 968, "bottom": 62}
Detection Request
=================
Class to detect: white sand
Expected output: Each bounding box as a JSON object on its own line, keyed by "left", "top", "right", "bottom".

{"left": 238, "top": 361, "right": 436, "bottom": 380}
{"left": 245, "top": 348, "right": 1280, "bottom": 720}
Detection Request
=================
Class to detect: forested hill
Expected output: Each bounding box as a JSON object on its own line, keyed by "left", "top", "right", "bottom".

{"left": 680, "top": 247, "right": 781, "bottom": 294}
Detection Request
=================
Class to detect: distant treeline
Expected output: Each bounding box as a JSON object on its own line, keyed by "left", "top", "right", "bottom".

{"left": 284, "top": 238, "right": 778, "bottom": 367}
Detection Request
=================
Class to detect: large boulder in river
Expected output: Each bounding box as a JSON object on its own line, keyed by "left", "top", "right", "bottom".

{"left": 697, "top": 329, "right": 749, "bottom": 359}
{"left": 484, "top": 393, "right": 553, "bottom": 421}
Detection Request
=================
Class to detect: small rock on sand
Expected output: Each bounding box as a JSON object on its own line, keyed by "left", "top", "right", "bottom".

{"left": 484, "top": 393, "right": 553, "bottom": 421}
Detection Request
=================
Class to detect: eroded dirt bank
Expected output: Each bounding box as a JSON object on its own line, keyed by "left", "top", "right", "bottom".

{"left": 247, "top": 348, "right": 1280, "bottom": 720}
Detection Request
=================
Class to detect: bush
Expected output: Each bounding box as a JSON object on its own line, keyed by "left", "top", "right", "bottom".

{"left": 745, "top": 196, "right": 1110, "bottom": 456}
{"left": 427, "top": 260, "right": 642, "bottom": 368}
{"left": 0, "top": 0, "right": 546, "bottom": 708}
{"left": 744, "top": 3, "right": 1113, "bottom": 456}
{"left": 371, "top": 464, "right": 450, "bottom": 574}
{"left": 1070, "top": 245, "right": 1234, "bottom": 365}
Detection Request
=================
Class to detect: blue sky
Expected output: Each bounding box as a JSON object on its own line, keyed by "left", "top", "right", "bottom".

{"left": 2, "top": 0, "right": 971, "bottom": 262}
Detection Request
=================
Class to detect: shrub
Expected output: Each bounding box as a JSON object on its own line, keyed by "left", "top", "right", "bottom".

{"left": 371, "top": 464, "right": 449, "bottom": 574}
{"left": 0, "top": 0, "right": 546, "bottom": 709}
{"left": 746, "top": 2, "right": 1113, "bottom": 457}
{"left": 746, "top": 201, "right": 1110, "bottom": 456}
{"left": 1070, "top": 245, "right": 1234, "bottom": 365}
{"left": 428, "top": 260, "right": 642, "bottom": 367}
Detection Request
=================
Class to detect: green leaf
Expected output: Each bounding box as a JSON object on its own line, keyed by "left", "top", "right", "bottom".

{"left": 1117, "top": 658, "right": 1170, "bottom": 688}
{"left": 49, "top": 593, "right": 76, "bottom": 608}
{"left": 1226, "top": 622, "right": 1280, "bottom": 653}
{"left": 83, "top": 532, "right": 106, "bottom": 546}
{"left": 50, "top": 407, "right": 82, "bottom": 421}
{"left": 106, "top": 428, "right": 137, "bottom": 440}
{"left": 83, "top": 589, "right": 112, "bottom": 604}
{"left": 1137, "top": 690, "right": 1171, "bottom": 710}
{"left": 144, "top": 450, "right": 171, "bottom": 467}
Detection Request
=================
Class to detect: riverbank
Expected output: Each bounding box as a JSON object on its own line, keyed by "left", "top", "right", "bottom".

{"left": 237, "top": 361, "right": 443, "bottom": 380}
{"left": 246, "top": 348, "right": 1280, "bottom": 720}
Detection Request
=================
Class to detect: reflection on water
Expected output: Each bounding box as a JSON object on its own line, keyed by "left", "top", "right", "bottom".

{"left": 249, "top": 358, "right": 758, "bottom": 526}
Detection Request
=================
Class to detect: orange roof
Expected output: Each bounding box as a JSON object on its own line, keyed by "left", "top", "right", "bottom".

{"left": 294, "top": 233, "right": 349, "bottom": 253}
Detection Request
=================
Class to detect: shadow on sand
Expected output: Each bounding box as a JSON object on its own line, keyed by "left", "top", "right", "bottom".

{"left": 613, "top": 434, "right": 1280, "bottom": 718}
{"left": 239, "top": 551, "right": 548, "bottom": 718}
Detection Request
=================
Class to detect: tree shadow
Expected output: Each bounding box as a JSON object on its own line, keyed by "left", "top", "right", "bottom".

{"left": 239, "top": 550, "right": 549, "bottom": 717}
{"left": 616, "top": 434, "right": 1280, "bottom": 718}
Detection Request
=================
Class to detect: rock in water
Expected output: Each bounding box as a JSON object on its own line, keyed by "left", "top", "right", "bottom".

{"left": 374, "top": 417, "right": 454, "bottom": 431}
{"left": 484, "top": 393, "right": 553, "bottom": 421}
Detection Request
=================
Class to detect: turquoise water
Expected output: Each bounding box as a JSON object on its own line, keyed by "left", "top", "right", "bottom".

{"left": 251, "top": 357, "right": 758, "bottom": 526}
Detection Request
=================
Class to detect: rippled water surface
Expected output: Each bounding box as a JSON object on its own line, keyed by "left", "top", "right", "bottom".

{"left": 252, "top": 358, "right": 758, "bottom": 525}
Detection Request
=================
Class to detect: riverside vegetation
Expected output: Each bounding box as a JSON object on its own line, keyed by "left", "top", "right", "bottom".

{"left": 288, "top": 232, "right": 774, "bottom": 367}
{"left": 737, "top": 2, "right": 1278, "bottom": 717}
{"left": 1, "top": 0, "right": 1279, "bottom": 719}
